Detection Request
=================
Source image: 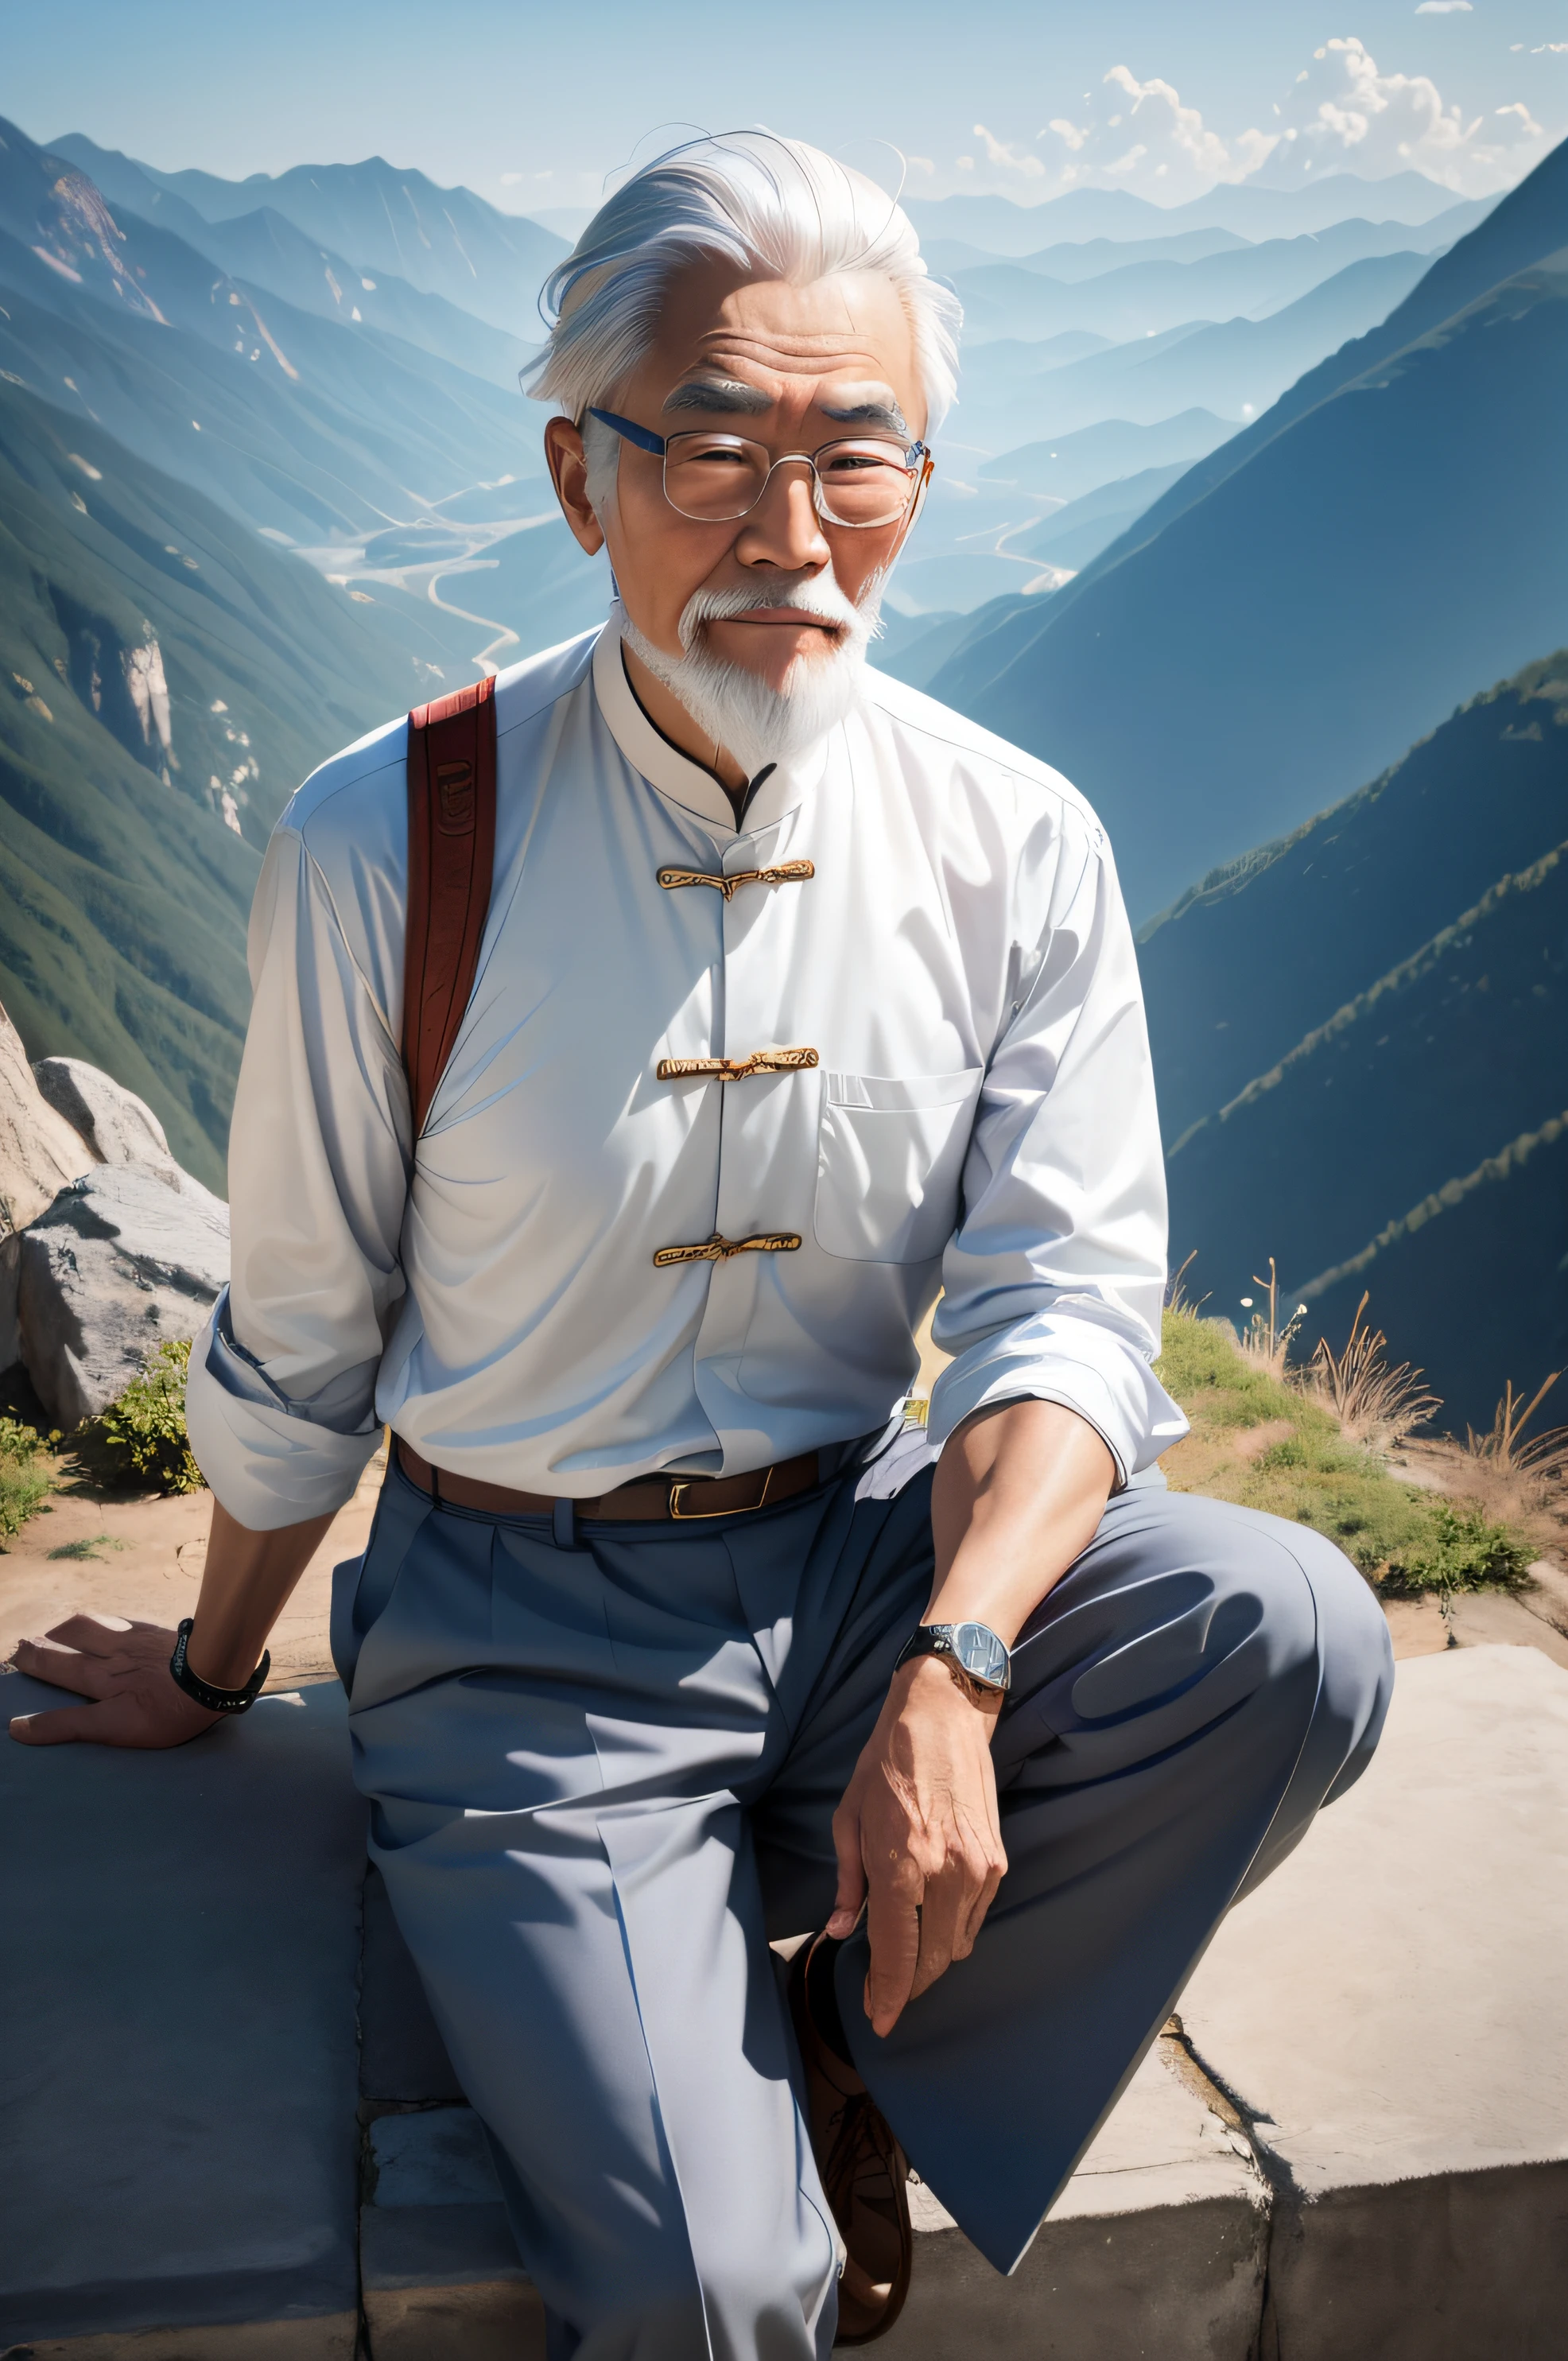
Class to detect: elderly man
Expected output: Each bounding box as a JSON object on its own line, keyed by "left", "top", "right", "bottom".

{"left": 12, "top": 135, "right": 1391, "bottom": 2360}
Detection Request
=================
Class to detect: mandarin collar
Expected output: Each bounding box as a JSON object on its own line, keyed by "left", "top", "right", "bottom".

{"left": 591, "top": 608, "right": 835, "bottom": 841}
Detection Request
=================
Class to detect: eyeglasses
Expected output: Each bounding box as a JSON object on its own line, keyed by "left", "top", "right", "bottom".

{"left": 586, "top": 407, "right": 932, "bottom": 530}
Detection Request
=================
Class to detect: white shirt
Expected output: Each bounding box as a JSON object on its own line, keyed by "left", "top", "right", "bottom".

{"left": 186, "top": 614, "right": 1186, "bottom": 1530}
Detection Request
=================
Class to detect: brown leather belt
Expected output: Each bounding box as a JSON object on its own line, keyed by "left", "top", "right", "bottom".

{"left": 396, "top": 1439, "right": 822, "bottom": 1522}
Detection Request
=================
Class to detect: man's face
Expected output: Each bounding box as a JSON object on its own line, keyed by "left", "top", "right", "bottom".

{"left": 547, "top": 255, "right": 928, "bottom": 696}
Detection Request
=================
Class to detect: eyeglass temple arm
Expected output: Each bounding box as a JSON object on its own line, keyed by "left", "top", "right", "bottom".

{"left": 586, "top": 406, "right": 667, "bottom": 456}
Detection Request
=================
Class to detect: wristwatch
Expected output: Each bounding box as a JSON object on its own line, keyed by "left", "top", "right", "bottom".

{"left": 894, "top": 1620, "right": 1011, "bottom": 1704}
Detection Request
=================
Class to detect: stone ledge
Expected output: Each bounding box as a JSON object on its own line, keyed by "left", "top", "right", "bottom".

{"left": 884, "top": 2032, "right": 1268, "bottom": 2361}
{"left": 352, "top": 2042, "right": 1266, "bottom": 2361}
{"left": 1181, "top": 1645, "right": 1568, "bottom": 2361}
{"left": 0, "top": 1674, "right": 365, "bottom": 2355}
{"left": 358, "top": 2114, "right": 546, "bottom": 2361}
{"left": 6, "top": 1645, "right": 1566, "bottom": 2359}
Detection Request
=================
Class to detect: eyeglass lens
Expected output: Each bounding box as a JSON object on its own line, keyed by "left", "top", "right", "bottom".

{"left": 662, "top": 433, "right": 917, "bottom": 527}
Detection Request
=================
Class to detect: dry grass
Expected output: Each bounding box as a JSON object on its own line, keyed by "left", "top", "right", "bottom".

{"left": 1159, "top": 1305, "right": 1533, "bottom": 1598}
{"left": 1303, "top": 1291, "right": 1441, "bottom": 1454}
{"left": 1402, "top": 1373, "right": 1568, "bottom": 1562}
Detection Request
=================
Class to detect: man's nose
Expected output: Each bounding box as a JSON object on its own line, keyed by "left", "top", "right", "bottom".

{"left": 735, "top": 460, "right": 832, "bottom": 573}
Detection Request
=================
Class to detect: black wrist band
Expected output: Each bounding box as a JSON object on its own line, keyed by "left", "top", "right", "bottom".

{"left": 169, "top": 1617, "right": 270, "bottom": 1714}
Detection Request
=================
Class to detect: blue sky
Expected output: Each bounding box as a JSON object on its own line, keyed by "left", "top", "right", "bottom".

{"left": 5, "top": 0, "right": 1566, "bottom": 209}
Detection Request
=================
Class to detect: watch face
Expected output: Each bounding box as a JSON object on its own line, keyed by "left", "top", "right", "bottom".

{"left": 951, "top": 1622, "right": 1010, "bottom": 1690}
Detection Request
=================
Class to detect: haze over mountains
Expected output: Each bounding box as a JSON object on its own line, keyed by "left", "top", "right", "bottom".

{"left": 51, "top": 135, "right": 569, "bottom": 340}
{"left": 924, "top": 135, "right": 1568, "bottom": 919}
{"left": 0, "top": 108, "right": 1562, "bottom": 1422}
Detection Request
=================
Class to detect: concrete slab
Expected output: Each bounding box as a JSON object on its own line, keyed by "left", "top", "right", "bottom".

{"left": 883, "top": 2033, "right": 1268, "bottom": 2359}
{"left": 0, "top": 1671, "right": 367, "bottom": 2351}
{"left": 1179, "top": 1645, "right": 1568, "bottom": 2361}
{"left": 359, "top": 2110, "right": 545, "bottom": 2361}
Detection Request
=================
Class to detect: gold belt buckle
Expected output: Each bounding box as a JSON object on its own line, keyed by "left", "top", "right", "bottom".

{"left": 668, "top": 1466, "right": 774, "bottom": 1520}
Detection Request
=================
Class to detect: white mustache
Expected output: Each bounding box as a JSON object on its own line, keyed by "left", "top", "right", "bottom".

{"left": 677, "top": 575, "right": 866, "bottom": 651}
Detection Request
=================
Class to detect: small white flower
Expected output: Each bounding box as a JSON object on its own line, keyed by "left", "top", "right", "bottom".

{"left": 1240, "top": 1298, "right": 1253, "bottom": 1309}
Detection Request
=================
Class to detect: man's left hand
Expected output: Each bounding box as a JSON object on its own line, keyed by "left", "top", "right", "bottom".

{"left": 828, "top": 1655, "right": 1007, "bottom": 2037}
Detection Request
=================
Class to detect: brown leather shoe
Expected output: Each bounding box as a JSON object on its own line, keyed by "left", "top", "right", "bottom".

{"left": 787, "top": 1932, "right": 913, "bottom": 2345}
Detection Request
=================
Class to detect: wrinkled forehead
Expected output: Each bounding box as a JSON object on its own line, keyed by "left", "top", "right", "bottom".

{"left": 630, "top": 255, "right": 926, "bottom": 436}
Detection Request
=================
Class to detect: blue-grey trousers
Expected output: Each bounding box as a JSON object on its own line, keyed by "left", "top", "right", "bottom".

{"left": 332, "top": 1442, "right": 1393, "bottom": 2361}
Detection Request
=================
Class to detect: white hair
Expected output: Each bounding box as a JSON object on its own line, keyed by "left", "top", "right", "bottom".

{"left": 526, "top": 131, "right": 961, "bottom": 435}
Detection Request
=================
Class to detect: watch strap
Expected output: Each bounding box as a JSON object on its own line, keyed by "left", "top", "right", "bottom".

{"left": 169, "top": 1618, "right": 270, "bottom": 1714}
{"left": 894, "top": 1620, "right": 1011, "bottom": 1697}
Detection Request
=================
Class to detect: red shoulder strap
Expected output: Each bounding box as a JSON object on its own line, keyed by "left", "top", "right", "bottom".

{"left": 403, "top": 674, "right": 497, "bottom": 1136}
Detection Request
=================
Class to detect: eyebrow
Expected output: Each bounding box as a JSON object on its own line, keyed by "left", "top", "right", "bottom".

{"left": 662, "top": 378, "right": 773, "bottom": 417}
{"left": 821, "top": 392, "right": 910, "bottom": 438}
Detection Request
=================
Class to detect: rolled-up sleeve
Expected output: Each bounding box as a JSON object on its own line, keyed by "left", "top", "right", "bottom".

{"left": 927, "top": 810, "right": 1187, "bottom": 1485}
{"left": 185, "top": 804, "right": 411, "bottom": 1530}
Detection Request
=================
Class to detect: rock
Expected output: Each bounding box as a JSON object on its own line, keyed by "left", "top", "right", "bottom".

{"left": 0, "top": 1002, "right": 95, "bottom": 1240}
{"left": 17, "top": 1164, "right": 230, "bottom": 1427}
{"left": 0, "top": 1230, "right": 20, "bottom": 1373}
{"left": 33, "top": 1054, "right": 176, "bottom": 1174}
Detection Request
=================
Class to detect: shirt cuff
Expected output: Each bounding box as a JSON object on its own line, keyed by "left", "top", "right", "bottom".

{"left": 184, "top": 1287, "right": 384, "bottom": 1532}
{"left": 926, "top": 1311, "right": 1190, "bottom": 1489}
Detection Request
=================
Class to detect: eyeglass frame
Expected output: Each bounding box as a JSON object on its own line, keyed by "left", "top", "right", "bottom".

{"left": 584, "top": 406, "right": 933, "bottom": 530}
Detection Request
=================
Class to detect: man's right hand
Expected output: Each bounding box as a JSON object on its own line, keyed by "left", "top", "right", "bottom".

{"left": 9, "top": 1615, "right": 222, "bottom": 1749}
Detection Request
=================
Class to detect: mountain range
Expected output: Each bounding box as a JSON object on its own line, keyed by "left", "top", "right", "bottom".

{"left": 904, "top": 169, "right": 1472, "bottom": 254}
{"left": 50, "top": 135, "right": 569, "bottom": 339}
{"left": 1, "top": 114, "right": 1561, "bottom": 1431}
{"left": 1145, "top": 651, "right": 1568, "bottom": 1428}
{"left": 922, "top": 134, "right": 1568, "bottom": 919}
{"left": 949, "top": 214, "right": 1470, "bottom": 346}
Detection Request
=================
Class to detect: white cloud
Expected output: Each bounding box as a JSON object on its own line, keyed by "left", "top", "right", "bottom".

{"left": 906, "top": 155, "right": 935, "bottom": 176}
{"left": 1030, "top": 65, "right": 1270, "bottom": 201}
{"left": 1258, "top": 36, "right": 1551, "bottom": 195}
{"left": 972, "top": 122, "right": 1045, "bottom": 178}
{"left": 1415, "top": 3, "right": 1472, "bottom": 15}
{"left": 935, "top": 34, "right": 1554, "bottom": 206}
{"left": 499, "top": 171, "right": 524, "bottom": 185}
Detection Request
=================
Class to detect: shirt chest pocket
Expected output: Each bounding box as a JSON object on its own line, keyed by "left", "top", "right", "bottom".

{"left": 813, "top": 1069, "right": 984, "bottom": 1264}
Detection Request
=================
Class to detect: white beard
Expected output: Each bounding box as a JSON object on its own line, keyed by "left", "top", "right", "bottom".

{"left": 618, "top": 573, "right": 883, "bottom": 781}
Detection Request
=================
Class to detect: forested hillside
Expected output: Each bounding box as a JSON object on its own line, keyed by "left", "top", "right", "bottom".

{"left": 1146, "top": 653, "right": 1568, "bottom": 1426}
{"left": 0, "top": 379, "right": 421, "bottom": 1186}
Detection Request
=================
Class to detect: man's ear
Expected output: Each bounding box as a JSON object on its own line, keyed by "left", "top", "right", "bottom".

{"left": 545, "top": 417, "right": 606, "bottom": 557}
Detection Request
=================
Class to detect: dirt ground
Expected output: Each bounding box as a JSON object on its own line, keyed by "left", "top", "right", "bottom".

{"left": 6, "top": 1434, "right": 1568, "bottom": 1687}
{"left": 0, "top": 1446, "right": 386, "bottom": 1691}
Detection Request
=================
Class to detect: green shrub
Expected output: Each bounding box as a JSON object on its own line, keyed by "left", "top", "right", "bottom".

{"left": 0, "top": 1415, "right": 54, "bottom": 1540}
{"left": 1159, "top": 1309, "right": 1527, "bottom": 1590}
{"left": 95, "top": 1336, "right": 206, "bottom": 1495}
{"left": 1388, "top": 1503, "right": 1534, "bottom": 1598}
